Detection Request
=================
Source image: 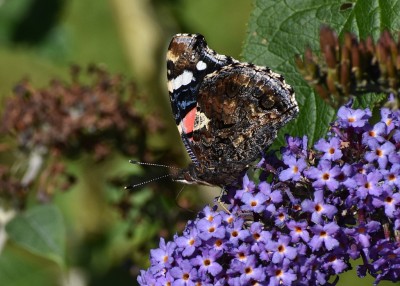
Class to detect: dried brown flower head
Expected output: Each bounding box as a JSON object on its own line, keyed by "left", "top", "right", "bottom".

{"left": 296, "top": 26, "right": 399, "bottom": 107}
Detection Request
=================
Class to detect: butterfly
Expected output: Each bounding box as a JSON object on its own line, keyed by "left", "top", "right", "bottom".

{"left": 166, "top": 34, "right": 298, "bottom": 187}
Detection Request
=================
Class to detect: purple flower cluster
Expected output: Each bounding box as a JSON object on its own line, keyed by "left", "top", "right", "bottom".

{"left": 138, "top": 104, "right": 400, "bottom": 285}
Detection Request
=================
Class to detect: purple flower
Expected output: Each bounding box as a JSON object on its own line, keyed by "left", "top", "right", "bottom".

{"left": 337, "top": 106, "right": 371, "bottom": 128}
{"left": 323, "top": 253, "right": 349, "bottom": 274}
{"left": 382, "top": 164, "right": 400, "bottom": 187}
{"left": 338, "top": 163, "right": 357, "bottom": 189}
{"left": 248, "top": 222, "right": 269, "bottom": 245}
{"left": 287, "top": 220, "right": 310, "bottom": 243}
{"left": 314, "top": 137, "right": 343, "bottom": 161}
{"left": 274, "top": 207, "right": 289, "bottom": 227}
{"left": 344, "top": 221, "right": 380, "bottom": 248}
{"left": 362, "top": 122, "right": 387, "bottom": 144}
{"left": 279, "top": 155, "right": 307, "bottom": 181}
{"left": 282, "top": 135, "right": 308, "bottom": 157}
{"left": 170, "top": 260, "right": 198, "bottom": 285}
{"left": 226, "top": 218, "right": 249, "bottom": 246}
{"left": 267, "top": 235, "right": 297, "bottom": 263}
{"left": 191, "top": 249, "right": 222, "bottom": 276}
{"left": 305, "top": 160, "right": 341, "bottom": 191}
{"left": 237, "top": 255, "right": 266, "bottom": 284}
{"left": 154, "top": 272, "right": 175, "bottom": 285}
{"left": 354, "top": 170, "right": 383, "bottom": 199}
{"left": 230, "top": 244, "right": 251, "bottom": 263}
{"left": 234, "top": 174, "right": 256, "bottom": 199}
{"left": 300, "top": 255, "right": 327, "bottom": 285}
{"left": 259, "top": 181, "right": 283, "bottom": 204}
{"left": 302, "top": 190, "right": 337, "bottom": 224}
{"left": 365, "top": 140, "right": 395, "bottom": 169}
{"left": 175, "top": 228, "right": 201, "bottom": 257}
{"left": 241, "top": 192, "right": 267, "bottom": 213}
{"left": 196, "top": 215, "right": 225, "bottom": 240}
{"left": 380, "top": 108, "right": 397, "bottom": 132}
{"left": 309, "top": 222, "right": 340, "bottom": 251}
{"left": 267, "top": 259, "right": 297, "bottom": 286}
{"left": 372, "top": 188, "right": 400, "bottom": 217}
{"left": 137, "top": 270, "right": 156, "bottom": 285}
{"left": 150, "top": 238, "right": 176, "bottom": 272}
{"left": 202, "top": 205, "right": 218, "bottom": 222}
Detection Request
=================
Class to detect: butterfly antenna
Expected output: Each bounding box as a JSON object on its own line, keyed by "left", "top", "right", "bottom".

{"left": 125, "top": 174, "right": 171, "bottom": 190}
{"left": 129, "top": 160, "right": 180, "bottom": 170}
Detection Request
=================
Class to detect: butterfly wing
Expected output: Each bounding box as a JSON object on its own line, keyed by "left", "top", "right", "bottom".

{"left": 167, "top": 34, "right": 298, "bottom": 187}
{"left": 187, "top": 63, "right": 298, "bottom": 186}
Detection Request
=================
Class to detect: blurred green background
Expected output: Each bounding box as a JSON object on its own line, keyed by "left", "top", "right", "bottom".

{"left": 0, "top": 0, "right": 252, "bottom": 285}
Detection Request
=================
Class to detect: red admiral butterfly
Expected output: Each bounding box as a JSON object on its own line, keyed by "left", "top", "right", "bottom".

{"left": 167, "top": 34, "right": 298, "bottom": 187}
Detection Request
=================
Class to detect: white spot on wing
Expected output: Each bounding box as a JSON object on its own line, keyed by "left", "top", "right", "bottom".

{"left": 196, "top": 61, "right": 207, "bottom": 70}
{"left": 177, "top": 124, "right": 183, "bottom": 134}
{"left": 172, "top": 70, "right": 194, "bottom": 91}
{"left": 194, "top": 112, "right": 211, "bottom": 131}
{"left": 167, "top": 80, "right": 173, "bottom": 93}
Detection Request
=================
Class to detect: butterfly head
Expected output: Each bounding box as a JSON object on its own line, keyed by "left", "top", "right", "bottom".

{"left": 171, "top": 163, "right": 215, "bottom": 187}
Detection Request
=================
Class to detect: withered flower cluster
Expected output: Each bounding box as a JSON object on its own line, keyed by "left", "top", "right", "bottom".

{"left": 0, "top": 65, "right": 163, "bottom": 207}
{"left": 2, "top": 65, "right": 154, "bottom": 159}
{"left": 296, "top": 26, "right": 400, "bottom": 107}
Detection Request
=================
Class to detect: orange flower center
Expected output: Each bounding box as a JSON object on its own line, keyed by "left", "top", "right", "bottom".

{"left": 204, "top": 259, "right": 211, "bottom": 266}
{"left": 385, "top": 196, "right": 393, "bottom": 203}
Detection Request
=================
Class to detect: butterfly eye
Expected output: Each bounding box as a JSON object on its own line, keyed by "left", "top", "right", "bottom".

{"left": 259, "top": 95, "right": 275, "bottom": 109}
{"left": 226, "top": 82, "right": 240, "bottom": 98}
{"left": 253, "top": 89, "right": 263, "bottom": 98}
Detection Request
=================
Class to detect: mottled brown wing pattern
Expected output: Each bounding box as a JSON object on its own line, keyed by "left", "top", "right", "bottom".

{"left": 185, "top": 63, "right": 298, "bottom": 186}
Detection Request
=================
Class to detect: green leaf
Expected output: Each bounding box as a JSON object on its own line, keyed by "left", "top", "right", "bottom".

{"left": 242, "top": 0, "right": 400, "bottom": 146}
{"left": 0, "top": 0, "right": 34, "bottom": 45}
{"left": 353, "top": 93, "right": 387, "bottom": 110}
{"left": 0, "top": 244, "right": 60, "bottom": 286}
{"left": 5, "top": 204, "right": 66, "bottom": 267}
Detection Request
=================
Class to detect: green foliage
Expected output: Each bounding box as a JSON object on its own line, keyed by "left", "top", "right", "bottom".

{"left": 6, "top": 204, "right": 65, "bottom": 267}
{"left": 0, "top": 244, "right": 60, "bottom": 286}
{"left": 243, "top": 0, "right": 400, "bottom": 146}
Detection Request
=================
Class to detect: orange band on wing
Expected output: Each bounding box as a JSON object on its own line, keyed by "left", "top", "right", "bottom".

{"left": 182, "top": 107, "right": 196, "bottom": 135}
